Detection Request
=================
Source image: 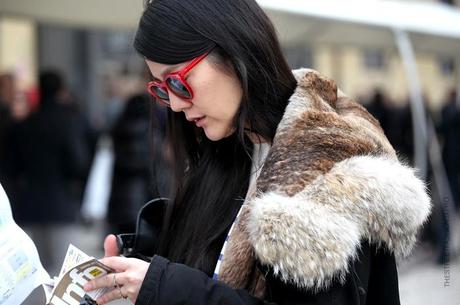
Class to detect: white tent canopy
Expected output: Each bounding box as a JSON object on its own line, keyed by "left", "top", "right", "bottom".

{"left": 259, "top": 0, "right": 460, "bottom": 57}
{"left": 2, "top": 0, "right": 460, "bottom": 56}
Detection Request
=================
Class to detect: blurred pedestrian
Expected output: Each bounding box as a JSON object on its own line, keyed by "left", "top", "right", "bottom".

{"left": 0, "top": 73, "right": 15, "bottom": 183}
{"left": 439, "top": 89, "right": 460, "bottom": 210}
{"left": 365, "top": 88, "right": 405, "bottom": 154}
{"left": 107, "top": 91, "right": 170, "bottom": 234}
{"left": 6, "top": 70, "right": 90, "bottom": 273}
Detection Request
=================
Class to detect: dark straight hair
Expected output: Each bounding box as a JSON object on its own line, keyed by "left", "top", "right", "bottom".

{"left": 134, "top": 0, "right": 297, "bottom": 276}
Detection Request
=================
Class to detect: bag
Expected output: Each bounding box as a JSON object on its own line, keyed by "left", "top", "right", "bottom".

{"left": 116, "top": 198, "right": 167, "bottom": 261}
{"left": 81, "top": 136, "right": 114, "bottom": 221}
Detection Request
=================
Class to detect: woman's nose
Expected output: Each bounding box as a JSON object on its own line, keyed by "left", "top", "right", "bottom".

{"left": 169, "top": 94, "right": 192, "bottom": 112}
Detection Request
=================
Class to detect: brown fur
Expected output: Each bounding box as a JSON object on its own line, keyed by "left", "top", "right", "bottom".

{"left": 217, "top": 70, "right": 400, "bottom": 297}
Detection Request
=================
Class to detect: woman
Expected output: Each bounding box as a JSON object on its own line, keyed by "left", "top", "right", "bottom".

{"left": 84, "top": 1, "right": 431, "bottom": 304}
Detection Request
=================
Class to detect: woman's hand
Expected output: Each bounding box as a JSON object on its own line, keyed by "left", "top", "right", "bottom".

{"left": 104, "top": 234, "right": 119, "bottom": 257}
{"left": 83, "top": 256, "right": 149, "bottom": 304}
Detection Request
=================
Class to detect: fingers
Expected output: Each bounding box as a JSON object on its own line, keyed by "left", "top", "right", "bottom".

{"left": 84, "top": 258, "right": 147, "bottom": 305}
{"left": 95, "top": 287, "right": 129, "bottom": 305}
{"left": 84, "top": 274, "right": 130, "bottom": 305}
{"left": 84, "top": 257, "right": 131, "bottom": 290}
{"left": 104, "top": 234, "right": 119, "bottom": 257}
{"left": 84, "top": 273, "right": 125, "bottom": 292}
{"left": 100, "top": 256, "right": 131, "bottom": 271}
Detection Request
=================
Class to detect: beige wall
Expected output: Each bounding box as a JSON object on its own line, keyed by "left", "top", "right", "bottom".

{"left": 313, "top": 44, "right": 457, "bottom": 110}
{"left": 0, "top": 17, "right": 37, "bottom": 90}
{"left": 310, "top": 0, "right": 459, "bottom": 110}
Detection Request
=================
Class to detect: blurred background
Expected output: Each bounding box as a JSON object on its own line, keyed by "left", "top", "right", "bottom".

{"left": 0, "top": 0, "right": 459, "bottom": 304}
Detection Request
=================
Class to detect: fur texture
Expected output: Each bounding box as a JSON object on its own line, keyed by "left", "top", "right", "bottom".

{"left": 248, "top": 156, "right": 430, "bottom": 290}
{"left": 217, "top": 69, "right": 431, "bottom": 296}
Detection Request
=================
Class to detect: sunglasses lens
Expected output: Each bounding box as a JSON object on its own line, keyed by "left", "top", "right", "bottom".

{"left": 166, "top": 77, "right": 191, "bottom": 99}
{"left": 150, "top": 85, "right": 169, "bottom": 101}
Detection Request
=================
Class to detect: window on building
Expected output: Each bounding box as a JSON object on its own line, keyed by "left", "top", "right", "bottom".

{"left": 282, "top": 45, "right": 313, "bottom": 69}
{"left": 439, "top": 0, "right": 454, "bottom": 5}
{"left": 101, "top": 31, "right": 136, "bottom": 56}
{"left": 439, "top": 56, "right": 455, "bottom": 76}
{"left": 363, "top": 50, "right": 385, "bottom": 70}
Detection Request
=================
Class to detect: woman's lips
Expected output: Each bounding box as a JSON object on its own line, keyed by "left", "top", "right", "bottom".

{"left": 194, "top": 116, "right": 206, "bottom": 127}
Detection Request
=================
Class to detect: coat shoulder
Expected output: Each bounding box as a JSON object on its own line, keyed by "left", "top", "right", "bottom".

{"left": 222, "top": 68, "right": 431, "bottom": 293}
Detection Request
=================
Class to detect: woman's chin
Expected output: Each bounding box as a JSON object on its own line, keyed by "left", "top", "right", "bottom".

{"left": 203, "top": 127, "right": 234, "bottom": 142}
{"left": 204, "top": 130, "right": 224, "bottom": 141}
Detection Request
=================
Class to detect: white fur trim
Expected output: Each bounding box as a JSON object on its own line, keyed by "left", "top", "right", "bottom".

{"left": 248, "top": 155, "right": 431, "bottom": 290}
{"left": 292, "top": 68, "right": 315, "bottom": 82}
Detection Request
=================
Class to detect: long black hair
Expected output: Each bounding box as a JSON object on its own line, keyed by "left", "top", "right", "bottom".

{"left": 134, "top": 0, "right": 297, "bottom": 276}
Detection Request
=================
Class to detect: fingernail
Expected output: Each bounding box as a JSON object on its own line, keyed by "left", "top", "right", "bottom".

{"left": 83, "top": 283, "right": 91, "bottom": 291}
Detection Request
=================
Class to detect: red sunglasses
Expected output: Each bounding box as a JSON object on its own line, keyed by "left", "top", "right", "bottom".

{"left": 147, "top": 51, "right": 210, "bottom": 107}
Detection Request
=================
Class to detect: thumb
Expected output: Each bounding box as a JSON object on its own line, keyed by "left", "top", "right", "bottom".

{"left": 104, "top": 234, "right": 119, "bottom": 257}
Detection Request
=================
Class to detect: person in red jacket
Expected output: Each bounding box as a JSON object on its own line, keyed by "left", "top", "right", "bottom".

{"left": 84, "top": 1, "right": 431, "bottom": 305}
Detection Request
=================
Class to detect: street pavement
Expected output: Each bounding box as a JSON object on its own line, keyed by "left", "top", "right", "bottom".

{"left": 399, "top": 246, "right": 459, "bottom": 305}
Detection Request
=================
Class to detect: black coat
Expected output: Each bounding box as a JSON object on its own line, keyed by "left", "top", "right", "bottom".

{"left": 108, "top": 94, "right": 152, "bottom": 233}
{"left": 136, "top": 240, "right": 400, "bottom": 305}
{"left": 440, "top": 102, "right": 460, "bottom": 174}
{"left": 5, "top": 101, "right": 89, "bottom": 224}
{"left": 108, "top": 94, "right": 171, "bottom": 234}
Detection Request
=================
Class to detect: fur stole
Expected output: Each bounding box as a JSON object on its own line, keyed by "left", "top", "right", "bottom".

{"left": 217, "top": 69, "right": 431, "bottom": 297}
